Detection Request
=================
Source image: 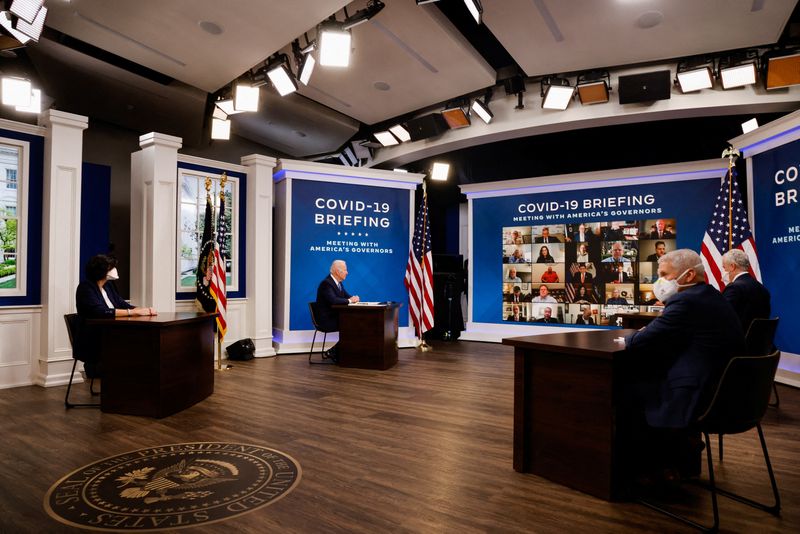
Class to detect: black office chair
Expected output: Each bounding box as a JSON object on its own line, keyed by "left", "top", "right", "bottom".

{"left": 639, "top": 350, "right": 781, "bottom": 532}
{"left": 64, "top": 313, "right": 100, "bottom": 408}
{"left": 745, "top": 317, "right": 780, "bottom": 409}
{"left": 308, "top": 302, "right": 336, "bottom": 365}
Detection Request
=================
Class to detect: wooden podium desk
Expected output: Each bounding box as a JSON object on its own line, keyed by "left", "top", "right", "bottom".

{"left": 503, "top": 329, "right": 638, "bottom": 501}
{"left": 333, "top": 303, "right": 402, "bottom": 370}
{"left": 87, "top": 312, "right": 216, "bottom": 418}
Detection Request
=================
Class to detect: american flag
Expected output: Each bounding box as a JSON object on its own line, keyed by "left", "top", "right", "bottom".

{"left": 700, "top": 166, "right": 762, "bottom": 290}
{"left": 405, "top": 189, "right": 434, "bottom": 336}
{"left": 210, "top": 183, "right": 228, "bottom": 341}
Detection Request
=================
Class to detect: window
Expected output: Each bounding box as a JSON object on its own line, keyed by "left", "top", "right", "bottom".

{"left": 0, "top": 140, "right": 26, "bottom": 296}
{"left": 177, "top": 170, "right": 238, "bottom": 292}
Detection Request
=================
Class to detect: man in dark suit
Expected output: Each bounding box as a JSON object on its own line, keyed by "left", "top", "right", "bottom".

{"left": 535, "top": 306, "right": 559, "bottom": 323}
{"left": 505, "top": 285, "right": 529, "bottom": 303}
{"left": 572, "top": 263, "right": 593, "bottom": 286}
{"left": 315, "top": 260, "right": 359, "bottom": 361}
{"left": 646, "top": 241, "right": 667, "bottom": 262}
{"left": 649, "top": 219, "right": 674, "bottom": 239}
{"left": 575, "top": 306, "right": 595, "bottom": 325}
{"left": 606, "top": 262, "right": 631, "bottom": 284}
{"left": 721, "top": 249, "right": 771, "bottom": 333}
{"left": 506, "top": 304, "right": 526, "bottom": 322}
{"left": 572, "top": 223, "right": 594, "bottom": 243}
{"left": 534, "top": 227, "right": 561, "bottom": 243}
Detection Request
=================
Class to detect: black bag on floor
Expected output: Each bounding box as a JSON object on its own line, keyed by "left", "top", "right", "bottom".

{"left": 226, "top": 338, "right": 255, "bottom": 360}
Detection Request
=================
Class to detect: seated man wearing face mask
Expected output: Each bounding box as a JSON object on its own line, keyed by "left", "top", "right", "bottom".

{"left": 623, "top": 249, "right": 744, "bottom": 483}
{"left": 76, "top": 254, "right": 157, "bottom": 376}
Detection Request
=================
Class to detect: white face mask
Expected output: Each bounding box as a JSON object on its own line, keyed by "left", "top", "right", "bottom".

{"left": 721, "top": 270, "right": 730, "bottom": 285}
{"left": 652, "top": 263, "right": 701, "bottom": 303}
{"left": 106, "top": 267, "right": 119, "bottom": 281}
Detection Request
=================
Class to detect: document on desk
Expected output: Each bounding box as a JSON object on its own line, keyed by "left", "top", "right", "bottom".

{"left": 350, "top": 302, "right": 381, "bottom": 306}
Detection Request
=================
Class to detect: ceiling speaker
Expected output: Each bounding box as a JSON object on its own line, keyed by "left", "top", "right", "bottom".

{"left": 406, "top": 113, "right": 448, "bottom": 141}
{"left": 618, "top": 70, "right": 672, "bottom": 104}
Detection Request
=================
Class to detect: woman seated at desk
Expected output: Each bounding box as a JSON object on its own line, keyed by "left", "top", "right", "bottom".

{"left": 75, "top": 255, "right": 157, "bottom": 377}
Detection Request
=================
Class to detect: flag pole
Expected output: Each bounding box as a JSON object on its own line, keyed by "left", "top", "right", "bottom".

{"left": 722, "top": 146, "right": 740, "bottom": 252}
{"left": 217, "top": 173, "right": 232, "bottom": 371}
{"left": 419, "top": 178, "right": 432, "bottom": 352}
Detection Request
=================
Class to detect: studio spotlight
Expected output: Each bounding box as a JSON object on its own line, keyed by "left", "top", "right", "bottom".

{"left": 503, "top": 75, "right": 526, "bottom": 109}
{"left": 1, "top": 76, "right": 31, "bottom": 107}
{"left": 374, "top": 130, "right": 399, "bottom": 147}
{"left": 14, "top": 4, "right": 45, "bottom": 41}
{"left": 233, "top": 83, "right": 259, "bottom": 112}
{"left": 0, "top": 11, "right": 30, "bottom": 44}
{"left": 676, "top": 58, "right": 714, "bottom": 92}
{"left": 389, "top": 124, "right": 411, "bottom": 142}
{"left": 298, "top": 54, "right": 315, "bottom": 85}
{"left": 471, "top": 98, "right": 493, "bottom": 123}
{"left": 215, "top": 96, "right": 244, "bottom": 116}
{"left": 431, "top": 162, "right": 450, "bottom": 181}
{"left": 319, "top": 20, "right": 351, "bottom": 67}
{"left": 719, "top": 62, "right": 757, "bottom": 89}
{"left": 741, "top": 118, "right": 759, "bottom": 134}
{"left": 441, "top": 107, "right": 470, "bottom": 129}
{"left": 266, "top": 55, "right": 298, "bottom": 96}
{"left": 9, "top": 0, "right": 44, "bottom": 24}
{"left": 211, "top": 118, "right": 231, "bottom": 140}
{"left": 393, "top": 168, "right": 409, "bottom": 173}
{"left": 541, "top": 77, "right": 574, "bottom": 110}
{"left": 342, "top": 0, "right": 385, "bottom": 30}
{"left": 212, "top": 106, "right": 228, "bottom": 120}
{"left": 15, "top": 87, "right": 40, "bottom": 113}
{"left": 576, "top": 71, "right": 610, "bottom": 105}
{"left": 416, "top": 0, "right": 441, "bottom": 4}
{"left": 463, "top": 0, "right": 483, "bottom": 24}
{"left": 763, "top": 50, "right": 800, "bottom": 90}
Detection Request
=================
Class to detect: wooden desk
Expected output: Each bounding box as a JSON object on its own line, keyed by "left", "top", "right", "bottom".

{"left": 87, "top": 312, "right": 216, "bottom": 418}
{"left": 503, "top": 329, "right": 637, "bottom": 501}
{"left": 613, "top": 311, "right": 661, "bottom": 330}
{"left": 333, "top": 303, "right": 401, "bottom": 370}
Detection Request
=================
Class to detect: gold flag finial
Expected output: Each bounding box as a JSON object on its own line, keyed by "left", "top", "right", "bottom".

{"left": 219, "top": 172, "right": 228, "bottom": 198}
{"left": 204, "top": 177, "right": 212, "bottom": 201}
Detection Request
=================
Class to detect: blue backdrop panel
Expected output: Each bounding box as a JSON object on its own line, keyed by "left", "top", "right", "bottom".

{"left": 80, "top": 162, "right": 111, "bottom": 273}
{"left": 290, "top": 179, "right": 410, "bottom": 330}
{"left": 752, "top": 139, "right": 800, "bottom": 355}
{"left": 472, "top": 178, "right": 720, "bottom": 324}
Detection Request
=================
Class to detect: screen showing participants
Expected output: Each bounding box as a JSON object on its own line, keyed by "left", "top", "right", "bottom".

{"left": 501, "top": 218, "right": 677, "bottom": 324}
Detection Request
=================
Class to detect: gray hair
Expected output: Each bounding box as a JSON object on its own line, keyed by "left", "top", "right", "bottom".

{"left": 330, "top": 259, "right": 345, "bottom": 273}
{"left": 659, "top": 249, "right": 705, "bottom": 276}
{"left": 722, "top": 248, "right": 750, "bottom": 271}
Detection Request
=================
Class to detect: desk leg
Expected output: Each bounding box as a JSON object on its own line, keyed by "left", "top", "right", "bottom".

{"left": 513, "top": 348, "right": 533, "bottom": 472}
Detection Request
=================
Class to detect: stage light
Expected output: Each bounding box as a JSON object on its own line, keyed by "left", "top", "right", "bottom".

{"left": 266, "top": 57, "right": 298, "bottom": 96}
{"left": 212, "top": 106, "right": 228, "bottom": 120}
{"left": 319, "top": 21, "right": 351, "bottom": 67}
{"left": 0, "top": 11, "right": 31, "bottom": 44}
{"left": 215, "top": 97, "right": 244, "bottom": 116}
{"left": 211, "top": 118, "right": 231, "bottom": 140}
{"left": 541, "top": 77, "right": 574, "bottom": 110}
{"left": 719, "top": 62, "right": 757, "bottom": 89}
{"left": 431, "top": 162, "right": 450, "bottom": 181}
{"left": 741, "top": 118, "right": 759, "bottom": 134}
{"left": 298, "top": 54, "right": 315, "bottom": 85}
{"left": 14, "top": 5, "right": 45, "bottom": 42}
{"left": 393, "top": 168, "right": 409, "bottom": 173}
{"left": 15, "top": 87, "right": 39, "bottom": 113}
{"left": 676, "top": 60, "right": 714, "bottom": 92}
{"left": 416, "top": 0, "right": 440, "bottom": 4}
{"left": 764, "top": 50, "right": 800, "bottom": 90}
{"left": 389, "top": 124, "right": 411, "bottom": 142}
{"left": 441, "top": 107, "right": 470, "bottom": 129}
{"left": 374, "top": 130, "right": 399, "bottom": 147}
{"left": 9, "top": 0, "right": 43, "bottom": 25}
{"left": 342, "top": 0, "right": 385, "bottom": 31}
{"left": 463, "top": 0, "right": 483, "bottom": 24}
{"left": 234, "top": 83, "right": 259, "bottom": 112}
{"left": 1, "top": 76, "right": 31, "bottom": 107}
{"left": 471, "top": 98, "right": 493, "bottom": 123}
{"left": 576, "top": 71, "right": 610, "bottom": 105}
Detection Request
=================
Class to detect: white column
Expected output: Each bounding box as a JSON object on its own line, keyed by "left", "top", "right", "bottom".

{"left": 36, "top": 110, "right": 88, "bottom": 386}
{"left": 130, "top": 133, "right": 182, "bottom": 312}
{"left": 241, "top": 154, "right": 277, "bottom": 357}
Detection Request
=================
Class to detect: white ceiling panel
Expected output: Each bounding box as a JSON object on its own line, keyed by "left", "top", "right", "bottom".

{"left": 483, "top": 0, "right": 796, "bottom": 77}
{"left": 43, "top": 0, "right": 351, "bottom": 92}
{"left": 292, "top": 1, "right": 496, "bottom": 125}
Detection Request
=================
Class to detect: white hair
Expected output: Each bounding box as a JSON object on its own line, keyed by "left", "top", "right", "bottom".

{"left": 659, "top": 249, "right": 705, "bottom": 276}
{"left": 330, "top": 259, "right": 345, "bottom": 273}
{"left": 722, "top": 249, "right": 750, "bottom": 271}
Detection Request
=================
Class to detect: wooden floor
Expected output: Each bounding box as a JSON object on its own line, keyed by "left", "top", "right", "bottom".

{"left": 0, "top": 340, "right": 798, "bottom": 533}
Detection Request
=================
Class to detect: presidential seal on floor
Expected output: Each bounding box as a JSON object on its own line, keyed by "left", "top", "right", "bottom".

{"left": 44, "top": 442, "right": 301, "bottom": 531}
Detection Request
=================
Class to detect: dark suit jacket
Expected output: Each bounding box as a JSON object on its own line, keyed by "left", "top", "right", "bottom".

{"left": 649, "top": 230, "right": 674, "bottom": 239}
{"left": 606, "top": 297, "right": 628, "bottom": 305}
{"left": 722, "top": 273, "right": 771, "bottom": 332}
{"left": 534, "top": 236, "right": 561, "bottom": 243}
{"left": 535, "top": 317, "right": 560, "bottom": 324}
{"left": 606, "top": 271, "right": 630, "bottom": 283}
{"left": 75, "top": 280, "right": 135, "bottom": 365}
{"left": 646, "top": 253, "right": 663, "bottom": 262}
{"left": 572, "top": 232, "right": 593, "bottom": 243}
{"left": 506, "top": 314, "right": 526, "bottom": 322}
{"left": 624, "top": 283, "right": 744, "bottom": 428}
{"left": 575, "top": 315, "right": 595, "bottom": 325}
{"left": 315, "top": 276, "right": 351, "bottom": 331}
{"left": 572, "top": 272, "right": 593, "bottom": 285}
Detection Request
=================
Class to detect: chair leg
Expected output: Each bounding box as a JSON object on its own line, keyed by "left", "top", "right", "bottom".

{"left": 768, "top": 382, "right": 780, "bottom": 408}
{"left": 712, "top": 424, "right": 781, "bottom": 515}
{"left": 638, "top": 432, "right": 720, "bottom": 532}
{"left": 718, "top": 434, "right": 723, "bottom": 463}
{"left": 308, "top": 331, "right": 334, "bottom": 365}
{"left": 308, "top": 330, "right": 317, "bottom": 363}
{"left": 65, "top": 360, "right": 100, "bottom": 409}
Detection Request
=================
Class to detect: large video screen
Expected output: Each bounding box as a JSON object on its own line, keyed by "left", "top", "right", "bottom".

{"left": 501, "top": 219, "right": 676, "bottom": 325}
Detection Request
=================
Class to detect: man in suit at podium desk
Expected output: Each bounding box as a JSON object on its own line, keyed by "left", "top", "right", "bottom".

{"left": 316, "top": 260, "right": 360, "bottom": 361}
